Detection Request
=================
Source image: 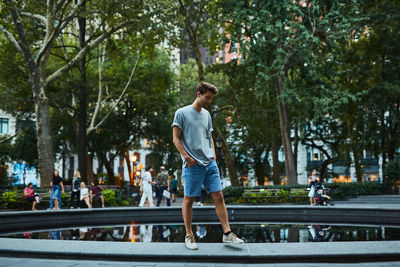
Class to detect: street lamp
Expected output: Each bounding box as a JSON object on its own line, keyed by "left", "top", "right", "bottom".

{"left": 130, "top": 153, "right": 138, "bottom": 186}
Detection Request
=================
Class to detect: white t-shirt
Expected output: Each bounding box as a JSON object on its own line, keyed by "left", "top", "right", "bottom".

{"left": 80, "top": 188, "right": 89, "bottom": 200}
{"left": 142, "top": 171, "right": 153, "bottom": 190}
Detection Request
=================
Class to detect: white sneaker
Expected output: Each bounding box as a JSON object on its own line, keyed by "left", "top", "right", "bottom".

{"left": 185, "top": 234, "right": 198, "bottom": 250}
{"left": 199, "top": 203, "right": 204, "bottom": 206}
{"left": 196, "top": 202, "right": 201, "bottom": 206}
{"left": 223, "top": 232, "right": 244, "bottom": 244}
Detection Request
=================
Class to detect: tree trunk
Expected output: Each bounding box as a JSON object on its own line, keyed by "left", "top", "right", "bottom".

{"left": 319, "top": 158, "right": 335, "bottom": 183}
{"left": 352, "top": 144, "right": 363, "bottom": 182}
{"left": 275, "top": 75, "right": 297, "bottom": 184}
{"left": 253, "top": 147, "right": 266, "bottom": 186}
{"left": 271, "top": 137, "right": 280, "bottom": 185}
{"left": 78, "top": 0, "right": 88, "bottom": 181}
{"left": 97, "top": 151, "right": 116, "bottom": 185}
{"left": 214, "top": 124, "right": 239, "bottom": 186}
{"left": 34, "top": 86, "right": 55, "bottom": 188}
{"left": 86, "top": 154, "right": 94, "bottom": 183}
{"left": 193, "top": 44, "right": 205, "bottom": 82}
{"left": 293, "top": 124, "right": 299, "bottom": 171}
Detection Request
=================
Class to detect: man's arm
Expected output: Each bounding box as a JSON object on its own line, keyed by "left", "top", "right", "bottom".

{"left": 211, "top": 138, "right": 216, "bottom": 161}
{"left": 172, "top": 126, "right": 196, "bottom": 167}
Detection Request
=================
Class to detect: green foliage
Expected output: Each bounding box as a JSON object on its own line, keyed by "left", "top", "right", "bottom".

{"left": 224, "top": 182, "right": 384, "bottom": 204}
{"left": 1, "top": 190, "right": 18, "bottom": 209}
{"left": 383, "top": 160, "right": 400, "bottom": 194}
{"left": 103, "top": 189, "right": 117, "bottom": 206}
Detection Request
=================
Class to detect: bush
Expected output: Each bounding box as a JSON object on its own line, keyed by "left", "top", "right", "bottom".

{"left": 103, "top": 189, "right": 117, "bottom": 206}
{"left": 222, "top": 182, "right": 384, "bottom": 204}
{"left": 383, "top": 160, "right": 399, "bottom": 194}
{"left": 1, "top": 190, "right": 18, "bottom": 209}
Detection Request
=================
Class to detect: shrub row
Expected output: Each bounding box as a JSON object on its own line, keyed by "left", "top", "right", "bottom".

{"left": 222, "top": 182, "right": 384, "bottom": 204}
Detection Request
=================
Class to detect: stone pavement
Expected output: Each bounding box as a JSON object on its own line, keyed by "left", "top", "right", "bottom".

{"left": 1, "top": 257, "right": 400, "bottom": 267}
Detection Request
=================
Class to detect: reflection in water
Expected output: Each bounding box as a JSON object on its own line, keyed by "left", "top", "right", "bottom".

{"left": 196, "top": 225, "right": 207, "bottom": 241}
{"left": 4, "top": 224, "right": 400, "bottom": 243}
{"left": 308, "top": 225, "right": 332, "bottom": 242}
{"left": 49, "top": 230, "right": 61, "bottom": 240}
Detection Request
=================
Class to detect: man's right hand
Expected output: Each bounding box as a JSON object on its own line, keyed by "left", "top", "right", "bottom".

{"left": 185, "top": 156, "right": 196, "bottom": 167}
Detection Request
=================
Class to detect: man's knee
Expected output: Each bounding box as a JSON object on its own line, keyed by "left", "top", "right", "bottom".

{"left": 183, "top": 196, "right": 195, "bottom": 205}
{"left": 210, "top": 191, "right": 224, "bottom": 202}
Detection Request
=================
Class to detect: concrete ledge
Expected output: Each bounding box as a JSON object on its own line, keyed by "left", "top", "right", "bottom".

{"left": 1, "top": 205, "right": 400, "bottom": 234}
{"left": 1, "top": 206, "right": 400, "bottom": 263}
{"left": 0, "top": 238, "right": 400, "bottom": 263}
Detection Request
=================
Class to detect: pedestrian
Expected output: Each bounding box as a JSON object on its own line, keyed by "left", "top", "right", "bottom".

{"left": 139, "top": 166, "right": 155, "bottom": 207}
{"left": 80, "top": 181, "right": 91, "bottom": 208}
{"left": 24, "top": 183, "right": 40, "bottom": 211}
{"left": 70, "top": 170, "right": 82, "bottom": 209}
{"left": 170, "top": 175, "right": 178, "bottom": 202}
{"left": 156, "top": 166, "right": 171, "bottom": 207}
{"left": 90, "top": 181, "right": 105, "bottom": 208}
{"left": 172, "top": 81, "right": 244, "bottom": 250}
{"left": 195, "top": 185, "right": 207, "bottom": 206}
{"left": 49, "top": 170, "right": 64, "bottom": 210}
{"left": 308, "top": 169, "right": 320, "bottom": 206}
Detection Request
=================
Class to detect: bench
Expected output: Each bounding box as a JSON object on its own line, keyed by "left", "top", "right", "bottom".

{"left": 288, "top": 188, "right": 309, "bottom": 201}
{"left": 243, "top": 188, "right": 310, "bottom": 204}
{"left": 243, "top": 188, "right": 284, "bottom": 203}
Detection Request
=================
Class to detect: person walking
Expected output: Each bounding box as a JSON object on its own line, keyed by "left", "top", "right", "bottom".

{"left": 172, "top": 82, "right": 244, "bottom": 250}
{"left": 170, "top": 175, "right": 178, "bottom": 202}
{"left": 70, "top": 170, "right": 82, "bottom": 209}
{"left": 49, "top": 170, "right": 64, "bottom": 210}
{"left": 308, "top": 169, "right": 320, "bottom": 206}
{"left": 139, "top": 166, "right": 155, "bottom": 207}
{"left": 156, "top": 166, "right": 171, "bottom": 207}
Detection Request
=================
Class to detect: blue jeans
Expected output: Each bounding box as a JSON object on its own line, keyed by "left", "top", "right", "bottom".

{"left": 157, "top": 186, "right": 171, "bottom": 206}
{"left": 50, "top": 185, "right": 61, "bottom": 209}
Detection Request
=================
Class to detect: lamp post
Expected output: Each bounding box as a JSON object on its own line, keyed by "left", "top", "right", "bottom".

{"left": 130, "top": 154, "right": 138, "bottom": 186}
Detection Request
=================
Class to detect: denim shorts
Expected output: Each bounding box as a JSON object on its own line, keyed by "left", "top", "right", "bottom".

{"left": 182, "top": 161, "right": 222, "bottom": 197}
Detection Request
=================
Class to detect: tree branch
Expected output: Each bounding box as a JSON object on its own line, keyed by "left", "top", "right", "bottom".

{"left": 20, "top": 12, "right": 47, "bottom": 24}
{"left": 45, "top": 21, "right": 136, "bottom": 86}
{"left": 0, "top": 25, "right": 23, "bottom": 54}
{"left": 87, "top": 37, "right": 146, "bottom": 136}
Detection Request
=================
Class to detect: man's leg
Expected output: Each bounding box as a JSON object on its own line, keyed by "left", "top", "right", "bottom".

{"left": 157, "top": 187, "right": 164, "bottom": 206}
{"left": 182, "top": 196, "right": 195, "bottom": 236}
{"left": 210, "top": 191, "right": 230, "bottom": 233}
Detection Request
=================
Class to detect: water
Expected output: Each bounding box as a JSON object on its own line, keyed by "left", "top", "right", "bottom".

{"left": 2, "top": 223, "right": 400, "bottom": 243}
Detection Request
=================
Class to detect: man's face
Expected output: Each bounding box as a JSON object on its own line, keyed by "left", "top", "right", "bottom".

{"left": 197, "top": 90, "right": 215, "bottom": 108}
{"left": 312, "top": 170, "right": 317, "bottom": 176}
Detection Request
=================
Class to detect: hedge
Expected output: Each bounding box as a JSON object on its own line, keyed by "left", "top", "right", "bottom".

{"left": 222, "top": 182, "right": 384, "bottom": 204}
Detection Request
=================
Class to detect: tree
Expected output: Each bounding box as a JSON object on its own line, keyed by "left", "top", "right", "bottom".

{"left": 222, "top": 0, "right": 362, "bottom": 184}
{"left": 0, "top": 0, "right": 165, "bottom": 186}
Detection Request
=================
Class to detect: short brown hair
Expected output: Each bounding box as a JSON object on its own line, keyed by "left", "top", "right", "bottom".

{"left": 196, "top": 82, "right": 218, "bottom": 96}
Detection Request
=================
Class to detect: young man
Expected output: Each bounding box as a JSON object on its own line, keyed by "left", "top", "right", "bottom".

{"left": 172, "top": 82, "right": 244, "bottom": 250}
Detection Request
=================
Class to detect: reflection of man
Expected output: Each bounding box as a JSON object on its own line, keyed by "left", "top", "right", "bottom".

{"left": 156, "top": 166, "right": 170, "bottom": 207}
{"left": 172, "top": 82, "right": 244, "bottom": 250}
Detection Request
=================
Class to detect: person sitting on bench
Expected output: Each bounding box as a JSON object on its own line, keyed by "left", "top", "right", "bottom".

{"left": 24, "top": 183, "right": 40, "bottom": 211}
{"left": 90, "top": 181, "right": 105, "bottom": 208}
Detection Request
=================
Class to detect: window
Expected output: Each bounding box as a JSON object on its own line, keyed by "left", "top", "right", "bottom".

{"left": 0, "top": 118, "right": 9, "bottom": 134}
